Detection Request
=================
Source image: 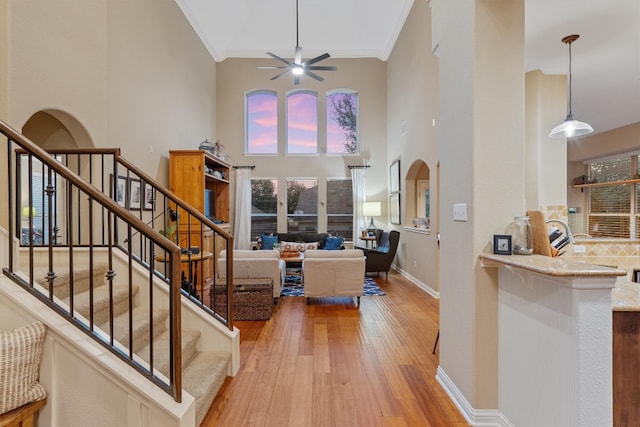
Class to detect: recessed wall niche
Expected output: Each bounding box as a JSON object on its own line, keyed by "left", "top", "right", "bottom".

{"left": 405, "top": 160, "right": 430, "bottom": 228}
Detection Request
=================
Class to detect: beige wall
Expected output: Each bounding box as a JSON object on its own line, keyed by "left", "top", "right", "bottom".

{"left": 386, "top": 0, "right": 440, "bottom": 290}
{"left": 216, "top": 57, "right": 387, "bottom": 236}
{"left": 437, "top": 0, "right": 525, "bottom": 410}
{"left": 525, "top": 70, "right": 568, "bottom": 211}
{"left": 6, "top": 0, "right": 216, "bottom": 185}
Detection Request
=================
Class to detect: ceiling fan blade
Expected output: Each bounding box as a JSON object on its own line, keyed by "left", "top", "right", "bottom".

{"left": 305, "top": 70, "right": 324, "bottom": 82}
{"left": 294, "top": 46, "right": 303, "bottom": 65}
{"left": 267, "top": 52, "right": 293, "bottom": 66}
{"left": 304, "top": 53, "right": 331, "bottom": 66}
{"left": 257, "top": 65, "right": 289, "bottom": 70}
{"left": 306, "top": 65, "right": 337, "bottom": 71}
{"left": 271, "top": 69, "right": 292, "bottom": 80}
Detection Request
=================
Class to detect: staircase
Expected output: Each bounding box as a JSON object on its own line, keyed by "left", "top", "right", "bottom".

{"left": 28, "top": 259, "right": 230, "bottom": 425}
{"left": 0, "top": 120, "right": 239, "bottom": 426}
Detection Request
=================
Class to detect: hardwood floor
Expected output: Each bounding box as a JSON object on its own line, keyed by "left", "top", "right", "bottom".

{"left": 201, "top": 270, "right": 468, "bottom": 426}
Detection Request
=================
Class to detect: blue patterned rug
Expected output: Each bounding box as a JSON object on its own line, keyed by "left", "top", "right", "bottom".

{"left": 280, "top": 275, "right": 386, "bottom": 297}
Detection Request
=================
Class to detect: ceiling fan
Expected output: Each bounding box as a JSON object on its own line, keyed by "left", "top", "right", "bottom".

{"left": 258, "top": 0, "right": 337, "bottom": 85}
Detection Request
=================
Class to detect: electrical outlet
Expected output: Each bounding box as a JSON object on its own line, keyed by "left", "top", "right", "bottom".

{"left": 572, "top": 245, "right": 586, "bottom": 253}
{"left": 453, "top": 203, "right": 467, "bottom": 221}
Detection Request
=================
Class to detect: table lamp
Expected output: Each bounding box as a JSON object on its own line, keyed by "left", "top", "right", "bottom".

{"left": 362, "top": 201, "right": 381, "bottom": 232}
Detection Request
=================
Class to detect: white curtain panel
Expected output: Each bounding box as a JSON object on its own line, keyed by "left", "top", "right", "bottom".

{"left": 233, "top": 168, "right": 252, "bottom": 250}
{"left": 350, "top": 167, "right": 367, "bottom": 247}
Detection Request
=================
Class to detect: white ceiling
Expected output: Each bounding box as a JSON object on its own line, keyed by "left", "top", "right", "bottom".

{"left": 177, "top": 0, "right": 640, "bottom": 136}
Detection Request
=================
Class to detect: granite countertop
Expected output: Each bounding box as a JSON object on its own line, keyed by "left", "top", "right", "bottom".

{"left": 479, "top": 253, "right": 627, "bottom": 277}
{"left": 611, "top": 280, "right": 640, "bottom": 312}
{"left": 480, "top": 253, "right": 640, "bottom": 311}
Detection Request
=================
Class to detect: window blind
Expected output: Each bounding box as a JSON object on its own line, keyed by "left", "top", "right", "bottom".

{"left": 588, "top": 156, "right": 635, "bottom": 238}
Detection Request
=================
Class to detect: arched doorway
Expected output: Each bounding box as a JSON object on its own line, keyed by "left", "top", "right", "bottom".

{"left": 19, "top": 110, "right": 94, "bottom": 244}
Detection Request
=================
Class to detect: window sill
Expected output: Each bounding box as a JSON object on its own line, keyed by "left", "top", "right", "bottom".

{"left": 403, "top": 226, "right": 430, "bottom": 235}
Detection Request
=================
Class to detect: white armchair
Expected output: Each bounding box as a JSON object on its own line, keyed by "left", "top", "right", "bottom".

{"left": 217, "top": 249, "right": 286, "bottom": 301}
{"left": 302, "top": 249, "right": 365, "bottom": 307}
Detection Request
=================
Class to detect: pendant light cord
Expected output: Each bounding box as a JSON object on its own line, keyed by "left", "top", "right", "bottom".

{"left": 568, "top": 40, "right": 573, "bottom": 116}
{"left": 296, "top": 0, "right": 299, "bottom": 47}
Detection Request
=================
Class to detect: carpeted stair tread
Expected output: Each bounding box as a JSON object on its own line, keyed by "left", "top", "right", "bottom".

{"left": 182, "top": 351, "right": 231, "bottom": 426}
{"left": 99, "top": 307, "right": 169, "bottom": 353}
{"left": 32, "top": 263, "right": 110, "bottom": 298}
{"left": 63, "top": 283, "right": 139, "bottom": 324}
{"left": 137, "top": 328, "right": 201, "bottom": 376}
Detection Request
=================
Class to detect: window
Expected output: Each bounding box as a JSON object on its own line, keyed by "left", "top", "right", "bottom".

{"left": 326, "top": 90, "right": 358, "bottom": 154}
{"left": 286, "top": 179, "right": 318, "bottom": 232}
{"left": 251, "top": 179, "right": 278, "bottom": 237}
{"left": 326, "top": 179, "right": 353, "bottom": 239}
{"left": 246, "top": 91, "right": 278, "bottom": 154}
{"left": 20, "top": 156, "right": 59, "bottom": 245}
{"left": 417, "top": 180, "right": 430, "bottom": 219}
{"left": 587, "top": 155, "right": 636, "bottom": 238}
{"left": 286, "top": 91, "right": 317, "bottom": 154}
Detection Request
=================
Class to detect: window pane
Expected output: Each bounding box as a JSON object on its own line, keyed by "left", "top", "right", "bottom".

{"left": 246, "top": 91, "right": 278, "bottom": 154}
{"left": 286, "top": 179, "right": 317, "bottom": 232}
{"left": 251, "top": 179, "right": 278, "bottom": 237}
{"left": 327, "top": 179, "right": 353, "bottom": 239}
{"left": 588, "top": 215, "right": 629, "bottom": 238}
{"left": 327, "top": 92, "right": 358, "bottom": 154}
{"left": 587, "top": 156, "right": 633, "bottom": 238}
{"left": 287, "top": 92, "right": 317, "bottom": 154}
{"left": 588, "top": 185, "right": 630, "bottom": 237}
{"left": 589, "top": 157, "right": 631, "bottom": 182}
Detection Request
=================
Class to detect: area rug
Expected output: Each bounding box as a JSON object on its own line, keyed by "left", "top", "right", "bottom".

{"left": 280, "top": 275, "right": 386, "bottom": 297}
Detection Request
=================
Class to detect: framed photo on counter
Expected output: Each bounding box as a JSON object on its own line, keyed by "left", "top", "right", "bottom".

{"left": 493, "top": 235, "right": 512, "bottom": 255}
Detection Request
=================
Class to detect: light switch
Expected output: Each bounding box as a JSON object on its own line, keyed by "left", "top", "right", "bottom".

{"left": 453, "top": 203, "right": 467, "bottom": 221}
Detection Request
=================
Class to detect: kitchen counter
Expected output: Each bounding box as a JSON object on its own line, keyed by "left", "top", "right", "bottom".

{"left": 481, "top": 253, "right": 640, "bottom": 311}
{"left": 481, "top": 252, "right": 619, "bottom": 426}
{"left": 479, "top": 253, "right": 627, "bottom": 278}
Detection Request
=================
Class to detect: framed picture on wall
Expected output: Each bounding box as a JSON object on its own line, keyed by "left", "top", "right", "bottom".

{"left": 143, "top": 182, "right": 155, "bottom": 211}
{"left": 390, "top": 159, "right": 400, "bottom": 193}
{"left": 390, "top": 193, "right": 400, "bottom": 225}
{"left": 128, "top": 178, "right": 142, "bottom": 211}
{"left": 110, "top": 174, "right": 127, "bottom": 208}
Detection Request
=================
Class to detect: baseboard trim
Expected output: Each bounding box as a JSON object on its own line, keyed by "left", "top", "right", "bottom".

{"left": 392, "top": 264, "right": 439, "bottom": 298}
{"left": 436, "top": 366, "right": 512, "bottom": 427}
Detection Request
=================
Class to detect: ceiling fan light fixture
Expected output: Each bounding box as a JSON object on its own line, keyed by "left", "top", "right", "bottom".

{"left": 258, "top": 0, "right": 336, "bottom": 84}
{"left": 549, "top": 34, "right": 593, "bottom": 139}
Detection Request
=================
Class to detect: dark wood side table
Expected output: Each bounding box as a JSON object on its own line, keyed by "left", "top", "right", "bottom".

{"left": 155, "top": 251, "right": 213, "bottom": 300}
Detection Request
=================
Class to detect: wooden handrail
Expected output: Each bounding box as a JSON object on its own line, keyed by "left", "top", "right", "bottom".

{"left": 0, "top": 120, "right": 185, "bottom": 401}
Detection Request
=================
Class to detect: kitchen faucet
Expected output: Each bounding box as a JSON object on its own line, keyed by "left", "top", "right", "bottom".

{"left": 545, "top": 219, "right": 575, "bottom": 244}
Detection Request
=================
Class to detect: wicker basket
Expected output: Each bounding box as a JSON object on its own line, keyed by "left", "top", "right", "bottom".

{"left": 211, "top": 277, "right": 273, "bottom": 320}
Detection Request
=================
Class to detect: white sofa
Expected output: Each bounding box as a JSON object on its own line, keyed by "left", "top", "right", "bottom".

{"left": 217, "top": 249, "right": 286, "bottom": 300}
{"left": 302, "top": 249, "right": 366, "bottom": 307}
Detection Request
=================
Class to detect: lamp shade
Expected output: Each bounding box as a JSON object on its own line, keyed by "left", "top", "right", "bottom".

{"left": 21, "top": 206, "right": 36, "bottom": 217}
{"left": 362, "top": 201, "right": 381, "bottom": 217}
{"left": 549, "top": 34, "right": 593, "bottom": 139}
{"left": 548, "top": 114, "right": 594, "bottom": 138}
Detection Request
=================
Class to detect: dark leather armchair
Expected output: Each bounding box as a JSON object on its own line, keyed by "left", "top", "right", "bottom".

{"left": 355, "top": 230, "right": 400, "bottom": 279}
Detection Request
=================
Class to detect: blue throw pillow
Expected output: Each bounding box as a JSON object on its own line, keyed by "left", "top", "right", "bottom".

{"left": 324, "top": 236, "right": 344, "bottom": 250}
{"left": 261, "top": 234, "right": 279, "bottom": 250}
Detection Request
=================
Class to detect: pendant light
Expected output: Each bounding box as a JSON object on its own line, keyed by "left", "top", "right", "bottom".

{"left": 549, "top": 34, "right": 594, "bottom": 139}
